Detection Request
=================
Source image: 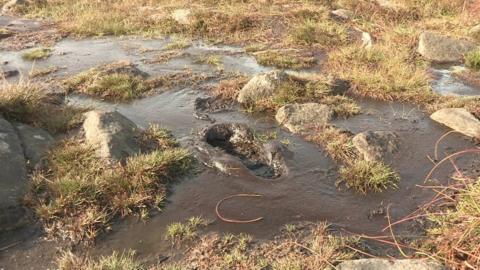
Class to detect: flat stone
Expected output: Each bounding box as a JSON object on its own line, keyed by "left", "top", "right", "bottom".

{"left": 352, "top": 131, "right": 399, "bottom": 162}
{"left": 0, "top": 118, "right": 28, "bottom": 231}
{"left": 275, "top": 103, "right": 332, "bottom": 134}
{"left": 331, "top": 9, "right": 354, "bottom": 20}
{"left": 15, "top": 123, "right": 54, "bottom": 168}
{"left": 83, "top": 110, "right": 141, "bottom": 161}
{"left": 417, "top": 31, "right": 477, "bottom": 63}
{"left": 430, "top": 108, "right": 480, "bottom": 139}
{"left": 337, "top": 259, "right": 446, "bottom": 270}
{"left": 237, "top": 70, "right": 288, "bottom": 104}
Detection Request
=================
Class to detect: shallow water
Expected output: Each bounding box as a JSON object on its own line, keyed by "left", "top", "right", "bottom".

{"left": 429, "top": 65, "right": 480, "bottom": 96}
{"left": 1, "top": 36, "right": 478, "bottom": 267}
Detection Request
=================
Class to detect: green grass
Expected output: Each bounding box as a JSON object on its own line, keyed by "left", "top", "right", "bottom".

{"left": 253, "top": 50, "right": 316, "bottom": 70}
{"left": 465, "top": 48, "right": 480, "bottom": 71}
{"left": 29, "top": 125, "right": 194, "bottom": 243}
{"left": 166, "top": 216, "right": 208, "bottom": 244}
{"left": 22, "top": 48, "right": 52, "bottom": 61}
{"left": 289, "top": 19, "right": 349, "bottom": 47}
{"left": 0, "top": 80, "right": 84, "bottom": 134}
{"left": 338, "top": 160, "right": 400, "bottom": 194}
{"left": 57, "top": 250, "right": 142, "bottom": 270}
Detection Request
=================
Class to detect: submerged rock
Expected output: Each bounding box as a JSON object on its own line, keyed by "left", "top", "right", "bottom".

{"left": 430, "top": 108, "right": 480, "bottom": 139}
{"left": 83, "top": 110, "right": 141, "bottom": 161}
{"left": 275, "top": 103, "right": 332, "bottom": 134}
{"left": 15, "top": 123, "right": 54, "bottom": 168}
{"left": 237, "top": 70, "right": 288, "bottom": 104}
{"left": 337, "top": 258, "right": 446, "bottom": 270}
{"left": 0, "top": 118, "right": 28, "bottom": 231}
{"left": 352, "top": 131, "right": 399, "bottom": 162}
{"left": 417, "top": 32, "right": 477, "bottom": 63}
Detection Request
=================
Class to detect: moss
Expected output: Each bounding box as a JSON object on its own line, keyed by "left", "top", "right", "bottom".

{"left": 22, "top": 48, "right": 51, "bottom": 61}
{"left": 338, "top": 160, "right": 399, "bottom": 194}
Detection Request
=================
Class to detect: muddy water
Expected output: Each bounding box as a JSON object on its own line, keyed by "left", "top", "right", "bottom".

{"left": 1, "top": 36, "right": 478, "bottom": 266}
{"left": 430, "top": 65, "right": 480, "bottom": 96}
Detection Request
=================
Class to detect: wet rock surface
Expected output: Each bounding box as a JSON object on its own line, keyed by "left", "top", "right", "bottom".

{"left": 337, "top": 259, "right": 446, "bottom": 270}
{"left": 237, "top": 70, "right": 287, "bottom": 104}
{"left": 430, "top": 108, "right": 480, "bottom": 139}
{"left": 275, "top": 103, "right": 332, "bottom": 133}
{"left": 83, "top": 110, "right": 141, "bottom": 161}
{"left": 0, "top": 118, "right": 27, "bottom": 231}
{"left": 202, "top": 123, "right": 286, "bottom": 178}
{"left": 417, "top": 31, "right": 477, "bottom": 63}
{"left": 352, "top": 131, "right": 399, "bottom": 162}
{"left": 14, "top": 123, "right": 54, "bottom": 168}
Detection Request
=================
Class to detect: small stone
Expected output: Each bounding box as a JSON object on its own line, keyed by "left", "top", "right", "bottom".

{"left": 83, "top": 110, "right": 141, "bottom": 161}
{"left": 276, "top": 103, "right": 332, "bottom": 134}
{"left": 352, "top": 131, "right": 399, "bottom": 162}
{"left": 237, "top": 70, "right": 288, "bottom": 104}
{"left": 430, "top": 108, "right": 480, "bottom": 139}
{"left": 417, "top": 31, "right": 477, "bottom": 63}
{"left": 361, "top": 31, "right": 373, "bottom": 49}
{"left": 330, "top": 9, "right": 354, "bottom": 20}
{"left": 171, "top": 9, "right": 194, "bottom": 25}
{"left": 337, "top": 258, "right": 446, "bottom": 270}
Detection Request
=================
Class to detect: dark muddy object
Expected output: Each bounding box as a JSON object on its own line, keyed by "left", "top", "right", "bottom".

{"left": 203, "top": 123, "right": 286, "bottom": 179}
{"left": 194, "top": 96, "right": 236, "bottom": 113}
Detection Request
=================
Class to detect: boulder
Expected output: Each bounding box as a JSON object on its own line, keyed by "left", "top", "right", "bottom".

{"left": 337, "top": 259, "right": 446, "bottom": 270}
{"left": 171, "top": 9, "right": 194, "bottom": 25}
{"left": 417, "top": 32, "right": 477, "bottom": 63}
{"left": 330, "top": 9, "right": 354, "bottom": 20}
{"left": 15, "top": 123, "right": 54, "bottom": 168}
{"left": 430, "top": 108, "right": 480, "bottom": 139}
{"left": 275, "top": 103, "right": 332, "bottom": 134}
{"left": 352, "top": 131, "right": 399, "bottom": 162}
{"left": 470, "top": 24, "right": 480, "bottom": 41}
{"left": 0, "top": 118, "right": 28, "bottom": 231}
{"left": 237, "top": 70, "right": 288, "bottom": 104}
{"left": 83, "top": 110, "right": 141, "bottom": 161}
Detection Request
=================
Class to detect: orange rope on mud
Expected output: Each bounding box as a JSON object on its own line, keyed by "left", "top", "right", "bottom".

{"left": 215, "top": 194, "right": 264, "bottom": 224}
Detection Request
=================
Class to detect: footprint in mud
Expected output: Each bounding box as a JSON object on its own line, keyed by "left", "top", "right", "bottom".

{"left": 200, "top": 123, "right": 288, "bottom": 179}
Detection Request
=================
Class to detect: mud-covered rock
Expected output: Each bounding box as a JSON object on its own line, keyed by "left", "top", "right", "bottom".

{"left": 352, "top": 131, "right": 399, "bottom": 162}
{"left": 330, "top": 9, "right": 353, "bottom": 20}
{"left": 83, "top": 110, "right": 141, "bottom": 161}
{"left": 430, "top": 108, "right": 480, "bottom": 139}
{"left": 0, "top": 118, "right": 28, "bottom": 231}
{"left": 337, "top": 259, "right": 446, "bottom": 270}
{"left": 171, "top": 9, "right": 194, "bottom": 25}
{"left": 15, "top": 123, "right": 54, "bottom": 168}
{"left": 275, "top": 103, "right": 332, "bottom": 134}
{"left": 202, "top": 123, "right": 285, "bottom": 178}
{"left": 417, "top": 32, "right": 477, "bottom": 63}
{"left": 237, "top": 70, "right": 288, "bottom": 104}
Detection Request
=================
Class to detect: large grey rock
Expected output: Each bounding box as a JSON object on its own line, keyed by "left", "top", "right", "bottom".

{"left": 417, "top": 32, "right": 477, "bottom": 63}
{"left": 15, "top": 123, "right": 54, "bottom": 168}
{"left": 337, "top": 259, "right": 446, "bottom": 270}
{"left": 237, "top": 70, "right": 288, "bottom": 104}
{"left": 83, "top": 110, "right": 141, "bottom": 161}
{"left": 352, "top": 131, "right": 399, "bottom": 162}
{"left": 275, "top": 103, "right": 332, "bottom": 134}
{"left": 430, "top": 108, "right": 480, "bottom": 139}
{"left": 0, "top": 118, "right": 28, "bottom": 231}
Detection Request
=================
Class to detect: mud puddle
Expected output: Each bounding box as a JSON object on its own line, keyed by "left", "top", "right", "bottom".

{"left": 1, "top": 36, "right": 478, "bottom": 267}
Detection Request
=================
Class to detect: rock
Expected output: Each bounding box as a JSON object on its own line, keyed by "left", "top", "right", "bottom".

{"left": 430, "top": 108, "right": 480, "bottom": 139}
{"left": 237, "top": 70, "right": 288, "bottom": 104}
{"left": 417, "top": 32, "right": 477, "bottom": 63}
{"left": 331, "top": 9, "right": 354, "bottom": 20}
{"left": 1, "top": 0, "right": 25, "bottom": 14}
{"left": 1, "top": 68, "right": 19, "bottom": 78}
{"left": 171, "top": 9, "right": 194, "bottom": 25}
{"left": 361, "top": 31, "right": 373, "bottom": 49}
{"left": 15, "top": 124, "right": 54, "bottom": 168}
{"left": 469, "top": 24, "right": 480, "bottom": 41}
{"left": 275, "top": 103, "right": 332, "bottom": 134}
{"left": 0, "top": 118, "right": 28, "bottom": 231}
{"left": 337, "top": 259, "right": 446, "bottom": 270}
{"left": 83, "top": 110, "right": 141, "bottom": 161}
{"left": 352, "top": 131, "right": 399, "bottom": 162}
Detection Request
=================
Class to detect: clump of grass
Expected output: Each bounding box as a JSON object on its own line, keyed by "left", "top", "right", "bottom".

{"left": 465, "top": 48, "right": 480, "bottom": 71}
{"left": 29, "top": 66, "right": 59, "bottom": 78}
{"left": 64, "top": 62, "right": 149, "bottom": 102}
{"left": 307, "top": 126, "right": 357, "bottom": 162}
{"left": 338, "top": 160, "right": 400, "bottom": 194}
{"left": 164, "top": 37, "right": 191, "bottom": 50}
{"left": 0, "top": 80, "right": 84, "bottom": 133}
{"left": 253, "top": 50, "right": 316, "bottom": 70}
{"left": 318, "top": 95, "right": 361, "bottom": 118}
{"left": 22, "top": 47, "right": 51, "bottom": 61}
{"left": 166, "top": 216, "right": 209, "bottom": 244}
{"left": 57, "top": 250, "right": 141, "bottom": 270}
{"left": 289, "top": 19, "right": 349, "bottom": 47}
{"left": 210, "top": 77, "right": 248, "bottom": 102}
{"left": 28, "top": 125, "right": 194, "bottom": 243}
{"left": 194, "top": 54, "right": 223, "bottom": 67}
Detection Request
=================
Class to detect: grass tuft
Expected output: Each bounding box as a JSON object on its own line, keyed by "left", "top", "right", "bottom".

{"left": 22, "top": 48, "right": 52, "bottom": 61}
{"left": 338, "top": 160, "right": 400, "bottom": 194}
{"left": 253, "top": 50, "right": 316, "bottom": 70}
{"left": 289, "top": 19, "right": 349, "bottom": 47}
{"left": 465, "top": 48, "right": 480, "bottom": 71}
{"left": 57, "top": 250, "right": 141, "bottom": 270}
{"left": 166, "top": 216, "right": 209, "bottom": 244}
